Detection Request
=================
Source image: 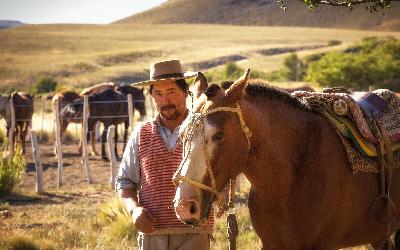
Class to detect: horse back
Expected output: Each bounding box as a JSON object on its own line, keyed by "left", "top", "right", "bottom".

{"left": 88, "top": 88, "right": 127, "bottom": 123}
{"left": 10, "top": 91, "right": 34, "bottom": 120}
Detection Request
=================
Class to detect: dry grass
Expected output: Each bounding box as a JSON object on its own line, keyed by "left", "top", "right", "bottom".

{"left": 1, "top": 24, "right": 400, "bottom": 92}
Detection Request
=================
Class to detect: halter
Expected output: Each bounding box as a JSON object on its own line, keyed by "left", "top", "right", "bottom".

{"left": 173, "top": 102, "right": 252, "bottom": 205}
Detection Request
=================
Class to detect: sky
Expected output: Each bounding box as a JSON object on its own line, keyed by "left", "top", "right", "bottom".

{"left": 0, "top": 0, "right": 167, "bottom": 24}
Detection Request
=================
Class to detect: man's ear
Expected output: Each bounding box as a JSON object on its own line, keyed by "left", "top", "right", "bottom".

{"left": 225, "top": 68, "right": 250, "bottom": 103}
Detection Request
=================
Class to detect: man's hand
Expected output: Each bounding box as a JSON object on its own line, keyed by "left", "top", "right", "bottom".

{"left": 132, "top": 206, "right": 155, "bottom": 234}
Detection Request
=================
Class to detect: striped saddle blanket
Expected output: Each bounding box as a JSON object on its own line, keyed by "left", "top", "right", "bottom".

{"left": 292, "top": 89, "right": 400, "bottom": 173}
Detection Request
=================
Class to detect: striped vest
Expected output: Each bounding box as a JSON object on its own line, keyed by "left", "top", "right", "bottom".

{"left": 138, "top": 122, "right": 214, "bottom": 232}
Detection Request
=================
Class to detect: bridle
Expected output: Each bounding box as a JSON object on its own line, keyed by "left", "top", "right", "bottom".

{"left": 173, "top": 102, "right": 252, "bottom": 206}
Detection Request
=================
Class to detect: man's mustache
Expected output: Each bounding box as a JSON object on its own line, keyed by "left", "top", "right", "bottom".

{"left": 161, "top": 105, "right": 176, "bottom": 111}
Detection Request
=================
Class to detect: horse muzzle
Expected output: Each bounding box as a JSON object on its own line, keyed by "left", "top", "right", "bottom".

{"left": 174, "top": 198, "right": 202, "bottom": 226}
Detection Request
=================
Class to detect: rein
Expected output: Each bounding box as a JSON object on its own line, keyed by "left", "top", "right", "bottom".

{"left": 173, "top": 102, "right": 252, "bottom": 206}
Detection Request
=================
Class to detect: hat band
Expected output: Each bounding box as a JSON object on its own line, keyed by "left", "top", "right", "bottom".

{"left": 151, "top": 73, "right": 184, "bottom": 80}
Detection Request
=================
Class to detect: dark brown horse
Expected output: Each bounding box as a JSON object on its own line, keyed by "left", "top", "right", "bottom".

{"left": 0, "top": 91, "right": 34, "bottom": 154}
{"left": 173, "top": 69, "right": 400, "bottom": 249}
{"left": 52, "top": 83, "right": 118, "bottom": 157}
{"left": 61, "top": 88, "right": 128, "bottom": 160}
{"left": 115, "top": 85, "right": 147, "bottom": 147}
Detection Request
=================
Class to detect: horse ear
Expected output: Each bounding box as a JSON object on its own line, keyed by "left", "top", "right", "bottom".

{"left": 225, "top": 68, "right": 250, "bottom": 103}
{"left": 192, "top": 72, "right": 208, "bottom": 99}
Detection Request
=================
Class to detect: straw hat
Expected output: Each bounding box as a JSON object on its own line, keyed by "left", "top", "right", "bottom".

{"left": 131, "top": 59, "right": 197, "bottom": 87}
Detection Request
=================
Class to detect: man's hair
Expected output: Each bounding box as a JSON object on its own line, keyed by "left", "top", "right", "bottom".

{"left": 150, "top": 79, "right": 188, "bottom": 94}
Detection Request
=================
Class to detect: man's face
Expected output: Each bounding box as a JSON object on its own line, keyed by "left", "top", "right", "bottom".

{"left": 151, "top": 80, "right": 188, "bottom": 121}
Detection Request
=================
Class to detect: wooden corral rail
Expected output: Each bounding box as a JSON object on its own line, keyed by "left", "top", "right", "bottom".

{"left": 107, "top": 125, "right": 117, "bottom": 189}
{"left": 53, "top": 98, "right": 63, "bottom": 187}
{"left": 8, "top": 98, "right": 15, "bottom": 159}
{"left": 82, "top": 96, "right": 93, "bottom": 184}
{"left": 29, "top": 130, "right": 44, "bottom": 194}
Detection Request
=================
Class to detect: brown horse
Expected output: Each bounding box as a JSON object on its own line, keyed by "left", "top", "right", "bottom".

{"left": 52, "top": 82, "right": 118, "bottom": 157}
{"left": 115, "top": 84, "right": 147, "bottom": 148}
{"left": 0, "top": 92, "right": 34, "bottom": 154}
{"left": 173, "top": 69, "right": 400, "bottom": 249}
{"left": 61, "top": 88, "right": 129, "bottom": 160}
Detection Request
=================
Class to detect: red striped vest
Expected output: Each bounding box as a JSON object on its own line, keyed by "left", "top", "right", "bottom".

{"left": 138, "top": 122, "right": 214, "bottom": 230}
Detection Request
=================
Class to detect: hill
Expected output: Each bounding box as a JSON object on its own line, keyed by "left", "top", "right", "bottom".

{"left": 115, "top": 0, "right": 400, "bottom": 31}
{"left": 1, "top": 24, "right": 400, "bottom": 92}
{"left": 0, "top": 20, "right": 24, "bottom": 30}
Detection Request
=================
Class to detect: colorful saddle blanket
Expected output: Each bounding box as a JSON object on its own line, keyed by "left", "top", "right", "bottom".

{"left": 292, "top": 89, "right": 400, "bottom": 173}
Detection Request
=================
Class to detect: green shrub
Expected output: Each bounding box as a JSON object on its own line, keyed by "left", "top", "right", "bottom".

{"left": 306, "top": 37, "right": 400, "bottom": 91}
{"left": 282, "top": 53, "right": 305, "bottom": 81}
{"left": 34, "top": 77, "right": 58, "bottom": 94}
{"left": 205, "top": 62, "right": 270, "bottom": 83}
{"left": 0, "top": 141, "right": 26, "bottom": 197}
{"left": 328, "top": 40, "right": 342, "bottom": 46}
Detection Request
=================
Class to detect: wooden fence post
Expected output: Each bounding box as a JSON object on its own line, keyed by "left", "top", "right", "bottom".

{"left": 107, "top": 125, "right": 117, "bottom": 189}
{"left": 40, "top": 97, "right": 45, "bottom": 141}
{"left": 82, "top": 96, "right": 93, "bottom": 184}
{"left": 30, "top": 130, "right": 44, "bottom": 194}
{"left": 127, "top": 94, "right": 133, "bottom": 134}
{"left": 8, "top": 97, "right": 15, "bottom": 159}
{"left": 54, "top": 99, "right": 63, "bottom": 187}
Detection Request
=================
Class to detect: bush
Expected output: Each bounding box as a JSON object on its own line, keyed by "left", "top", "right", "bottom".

{"left": 328, "top": 40, "right": 342, "bottom": 46}
{"left": 34, "top": 77, "right": 58, "bottom": 94}
{"left": 205, "top": 62, "right": 270, "bottom": 83}
{"left": 306, "top": 37, "right": 400, "bottom": 91}
{"left": 282, "top": 53, "right": 305, "bottom": 81}
{"left": 0, "top": 141, "right": 26, "bottom": 197}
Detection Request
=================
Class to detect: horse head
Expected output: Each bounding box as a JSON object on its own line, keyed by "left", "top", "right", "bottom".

{"left": 173, "top": 69, "right": 251, "bottom": 226}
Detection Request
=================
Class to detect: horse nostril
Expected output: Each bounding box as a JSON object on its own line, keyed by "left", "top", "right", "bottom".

{"left": 189, "top": 201, "right": 198, "bottom": 215}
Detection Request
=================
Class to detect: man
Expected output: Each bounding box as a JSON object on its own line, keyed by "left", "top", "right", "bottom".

{"left": 115, "top": 59, "right": 214, "bottom": 250}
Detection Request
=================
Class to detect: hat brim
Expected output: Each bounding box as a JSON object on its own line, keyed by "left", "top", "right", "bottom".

{"left": 131, "top": 71, "right": 198, "bottom": 87}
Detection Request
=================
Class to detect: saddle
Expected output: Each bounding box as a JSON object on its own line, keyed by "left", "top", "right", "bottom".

{"left": 292, "top": 88, "right": 400, "bottom": 157}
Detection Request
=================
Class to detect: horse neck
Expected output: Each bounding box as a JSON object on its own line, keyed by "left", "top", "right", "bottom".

{"left": 240, "top": 97, "right": 317, "bottom": 189}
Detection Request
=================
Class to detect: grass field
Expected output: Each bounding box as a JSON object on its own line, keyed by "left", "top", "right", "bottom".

{"left": 1, "top": 24, "right": 400, "bottom": 92}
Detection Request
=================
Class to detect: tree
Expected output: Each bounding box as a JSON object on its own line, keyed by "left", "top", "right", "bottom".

{"left": 282, "top": 53, "right": 305, "bottom": 81}
{"left": 276, "top": 0, "right": 399, "bottom": 12}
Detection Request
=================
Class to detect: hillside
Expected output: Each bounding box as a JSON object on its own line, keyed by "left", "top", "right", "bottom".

{"left": 115, "top": 0, "right": 400, "bottom": 31}
{"left": 0, "top": 20, "right": 24, "bottom": 30}
{"left": 1, "top": 24, "right": 400, "bottom": 92}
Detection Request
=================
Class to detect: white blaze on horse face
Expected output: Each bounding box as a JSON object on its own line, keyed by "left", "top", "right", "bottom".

{"left": 176, "top": 117, "right": 219, "bottom": 201}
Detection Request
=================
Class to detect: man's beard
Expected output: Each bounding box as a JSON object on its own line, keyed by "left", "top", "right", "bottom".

{"left": 159, "top": 105, "right": 180, "bottom": 120}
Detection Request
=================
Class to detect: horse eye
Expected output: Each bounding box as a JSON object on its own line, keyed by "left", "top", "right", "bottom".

{"left": 212, "top": 131, "right": 224, "bottom": 142}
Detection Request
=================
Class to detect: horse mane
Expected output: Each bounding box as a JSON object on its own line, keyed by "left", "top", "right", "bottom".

{"left": 205, "top": 84, "right": 222, "bottom": 98}
{"left": 245, "top": 82, "right": 309, "bottom": 111}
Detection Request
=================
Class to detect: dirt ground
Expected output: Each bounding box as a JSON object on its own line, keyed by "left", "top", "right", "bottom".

{"left": 19, "top": 141, "right": 123, "bottom": 190}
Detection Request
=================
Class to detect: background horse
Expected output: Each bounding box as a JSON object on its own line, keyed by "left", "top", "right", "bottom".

{"left": 115, "top": 85, "right": 146, "bottom": 147}
{"left": 62, "top": 88, "right": 127, "bottom": 160}
{"left": 174, "top": 70, "right": 400, "bottom": 249}
{"left": 0, "top": 91, "right": 34, "bottom": 154}
{"left": 52, "top": 83, "right": 116, "bottom": 157}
